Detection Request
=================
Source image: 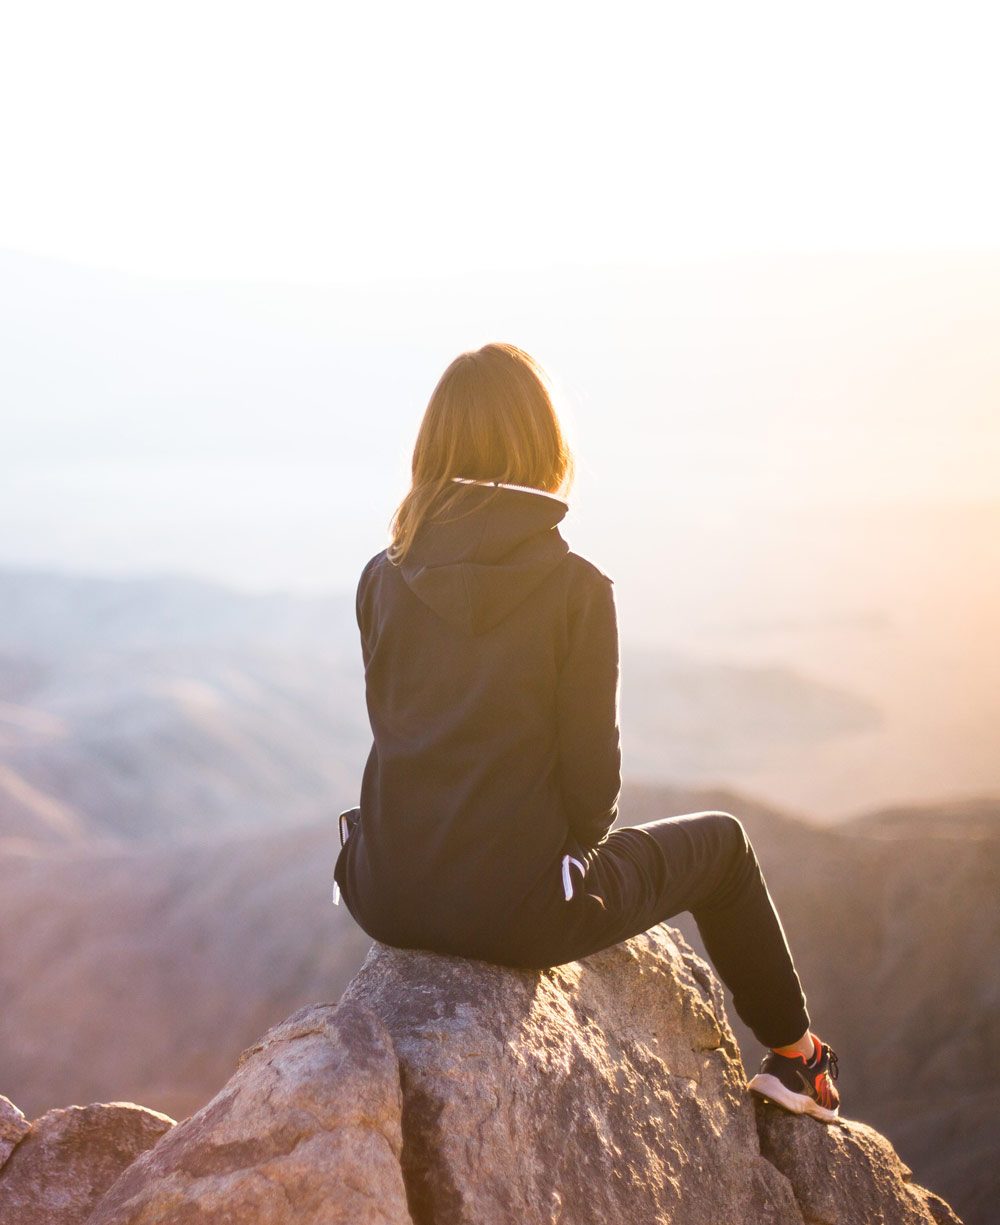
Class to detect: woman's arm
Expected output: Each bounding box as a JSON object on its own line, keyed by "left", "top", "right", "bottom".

{"left": 555, "top": 572, "right": 623, "bottom": 850}
{"left": 356, "top": 553, "right": 381, "bottom": 668}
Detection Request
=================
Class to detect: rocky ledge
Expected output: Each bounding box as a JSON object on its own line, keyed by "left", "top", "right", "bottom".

{"left": 1, "top": 925, "right": 962, "bottom": 1224}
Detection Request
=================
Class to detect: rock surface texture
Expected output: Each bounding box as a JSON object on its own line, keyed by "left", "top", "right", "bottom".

{"left": 0, "top": 924, "right": 960, "bottom": 1224}
{"left": 80, "top": 923, "right": 961, "bottom": 1224}
{"left": 0, "top": 1094, "right": 31, "bottom": 1166}
{"left": 0, "top": 1100, "right": 173, "bottom": 1225}
{"left": 755, "top": 1102, "right": 961, "bottom": 1225}
{"left": 87, "top": 1000, "right": 413, "bottom": 1225}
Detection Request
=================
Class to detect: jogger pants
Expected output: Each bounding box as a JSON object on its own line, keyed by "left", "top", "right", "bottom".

{"left": 539, "top": 810, "right": 813, "bottom": 1049}
{"left": 336, "top": 807, "right": 811, "bottom": 1050}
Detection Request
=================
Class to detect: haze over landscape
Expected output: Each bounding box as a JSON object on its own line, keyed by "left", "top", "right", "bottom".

{"left": 1, "top": 3, "right": 998, "bottom": 1221}
{"left": 3, "top": 248, "right": 999, "bottom": 819}
{"left": 2, "top": 247, "right": 999, "bottom": 1225}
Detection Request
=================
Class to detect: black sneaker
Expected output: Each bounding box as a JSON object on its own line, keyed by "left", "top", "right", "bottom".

{"left": 748, "top": 1038, "right": 841, "bottom": 1122}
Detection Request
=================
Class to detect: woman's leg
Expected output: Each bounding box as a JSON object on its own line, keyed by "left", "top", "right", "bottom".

{"left": 632, "top": 810, "right": 811, "bottom": 1049}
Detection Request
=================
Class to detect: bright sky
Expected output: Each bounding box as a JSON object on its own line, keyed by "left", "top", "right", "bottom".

{"left": 2, "top": 1, "right": 998, "bottom": 283}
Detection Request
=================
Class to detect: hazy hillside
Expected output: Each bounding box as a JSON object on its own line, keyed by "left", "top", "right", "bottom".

{"left": 0, "top": 568, "right": 355, "bottom": 657}
{"left": 0, "top": 640, "right": 366, "bottom": 847}
{"left": 0, "top": 566, "right": 876, "bottom": 848}
{"left": 0, "top": 820, "right": 372, "bottom": 1124}
{"left": 649, "top": 784, "right": 1000, "bottom": 1225}
{"left": 5, "top": 248, "right": 1000, "bottom": 826}
{"left": 0, "top": 782, "right": 996, "bottom": 1222}
{"left": 839, "top": 794, "right": 1000, "bottom": 839}
{"left": 0, "top": 564, "right": 994, "bottom": 1222}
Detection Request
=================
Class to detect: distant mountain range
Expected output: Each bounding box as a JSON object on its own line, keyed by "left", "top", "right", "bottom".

{"left": 0, "top": 566, "right": 878, "bottom": 848}
{"left": 1, "top": 565, "right": 995, "bottom": 1222}
{"left": 1, "top": 783, "right": 996, "bottom": 1225}
{"left": 656, "top": 783, "right": 1000, "bottom": 1225}
{"left": 0, "top": 818, "right": 372, "bottom": 1124}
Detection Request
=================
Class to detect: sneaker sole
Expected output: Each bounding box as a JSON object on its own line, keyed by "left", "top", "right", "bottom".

{"left": 747, "top": 1072, "right": 840, "bottom": 1123}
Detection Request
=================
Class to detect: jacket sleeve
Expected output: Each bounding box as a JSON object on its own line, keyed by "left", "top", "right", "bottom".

{"left": 555, "top": 572, "right": 622, "bottom": 850}
{"left": 356, "top": 555, "right": 378, "bottom": 669}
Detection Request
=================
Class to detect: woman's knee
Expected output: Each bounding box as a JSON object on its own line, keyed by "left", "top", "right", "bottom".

{"left": 704, "top": 810, "right": 752, "bottom": 860}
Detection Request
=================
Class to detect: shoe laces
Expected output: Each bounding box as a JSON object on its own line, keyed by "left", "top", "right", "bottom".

{"left": 825, "top": 1046, "right": 840, "bottom": 1081}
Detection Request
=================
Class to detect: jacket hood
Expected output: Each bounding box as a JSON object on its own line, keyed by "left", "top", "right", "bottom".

{"left": 399, "top": 480, "right": 570, "bottom": 636}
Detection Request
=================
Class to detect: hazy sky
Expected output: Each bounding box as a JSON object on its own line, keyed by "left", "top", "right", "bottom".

{"left": 2, "top": 248, "right": 997, "bottom": 602}
{"left": 1, "top": 7, "right": 998, "bottom": 821}
{"left": 2, "top": 2, "right": 998, "bottom": 282}
{"left": 2, "top": 3, "right": 998, "bottom": 605}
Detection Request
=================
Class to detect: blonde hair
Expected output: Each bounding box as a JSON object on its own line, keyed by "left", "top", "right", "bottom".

{"left": 387, "top": 343, "right": 575, "bottom": 566}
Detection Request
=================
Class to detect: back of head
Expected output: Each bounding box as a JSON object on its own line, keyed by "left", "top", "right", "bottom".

{"left": 387, "top": 343, "right": 575, "bottom": 566}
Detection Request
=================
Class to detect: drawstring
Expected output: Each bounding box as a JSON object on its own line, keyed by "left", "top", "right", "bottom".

{"left": 332, "top": 809, "right": 356, "bottom": 906}
{"left": 561, "top": 853, "right": 585, "bottom": 900}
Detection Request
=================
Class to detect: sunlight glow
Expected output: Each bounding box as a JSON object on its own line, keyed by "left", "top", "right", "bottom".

{"left": 1, "top": 1, "right": 998, "bottom": 282}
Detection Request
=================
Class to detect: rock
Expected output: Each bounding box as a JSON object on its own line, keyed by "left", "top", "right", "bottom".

{"left": 4, "top": 790, "right": 991, "bottom": 1222}
{"left": 339, "top": 927, "right": 800, "bottom": 1224}
{"left": 88, "top": 999, "right": 413, "bottom": 1225}
{"left": 755, "top": 1101, "right": 963, "bottom": 1225}
{"left": 87, "top": 923, "right": 963, "bottom": 1225}
{"left": 0, "top": 1101, "right": 174, "bottom": 1225}
{"left": 0, "top": 1095, "right": 30, "bottom": 1168}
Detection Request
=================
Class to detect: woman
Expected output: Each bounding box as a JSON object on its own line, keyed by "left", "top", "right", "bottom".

{"left": 334, "top": 342, "right": 841, "bottom": 1123}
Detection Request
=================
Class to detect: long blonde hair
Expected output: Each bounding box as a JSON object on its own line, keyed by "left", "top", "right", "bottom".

{"left": 387, "top": 343, "right": 575, "bottom": 566}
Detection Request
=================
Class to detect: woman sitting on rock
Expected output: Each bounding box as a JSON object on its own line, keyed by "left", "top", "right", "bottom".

{"left": 334, "top": 342, "right": 841, "bottom": 1123}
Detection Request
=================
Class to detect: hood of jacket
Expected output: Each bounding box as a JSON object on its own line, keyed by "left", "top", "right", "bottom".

{"left": 399, "top": 480, "right": 570, "bottom": 636}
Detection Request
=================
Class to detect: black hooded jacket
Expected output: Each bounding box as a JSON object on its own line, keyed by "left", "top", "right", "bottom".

{"left": 335, "top": 478, "right": 622, "bottom": 963}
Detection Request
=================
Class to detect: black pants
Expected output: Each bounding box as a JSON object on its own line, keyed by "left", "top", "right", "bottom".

{"left": 548, "top": 811, "right": 812, "bottom": 1050}
{"left": 337, "top": 807, "right": 811, "bottom": 1050}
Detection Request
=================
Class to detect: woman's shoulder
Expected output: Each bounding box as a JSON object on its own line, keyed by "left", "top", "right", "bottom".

{"left": 355, "top": 550, "right": 388, "bottom": 622}
{"left": 359, "top": 544, "right": 612, "bottom": 582}
{"left": 562, "top": 549, "right": 615, "bottom": 589}
{"left": 358, "top": 548, "right": 389, "bottom": 586}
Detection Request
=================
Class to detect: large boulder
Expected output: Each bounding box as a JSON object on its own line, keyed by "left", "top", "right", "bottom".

{"left": 87, "top": 999, "right": 413, "bottom": 1225}
{"left": 338, "top": 927, "right": 799, "bottom": 1224}
{"left": 756, "top": 1102, "right": 962, "bottom": 1225}
{"left": 0, "top": 1101, "right": 173, "bottom": 1225}
{"left": 87, "top": 923, "right": 961, "bottom": 1224}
